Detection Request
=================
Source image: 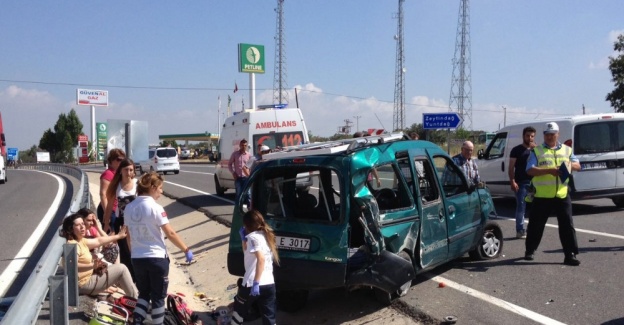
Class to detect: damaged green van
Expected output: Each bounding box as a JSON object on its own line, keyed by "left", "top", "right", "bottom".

{"left": 227, "top": 133, "right": 503, "bottom": 311}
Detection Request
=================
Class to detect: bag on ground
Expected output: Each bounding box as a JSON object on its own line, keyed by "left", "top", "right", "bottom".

{"left": 163, "top": 292, "right": 200, "bottom": 325}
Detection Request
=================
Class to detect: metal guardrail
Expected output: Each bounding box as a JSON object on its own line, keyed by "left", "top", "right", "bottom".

{"left": 1, "top": 164, "right": 91, "bottom": 325}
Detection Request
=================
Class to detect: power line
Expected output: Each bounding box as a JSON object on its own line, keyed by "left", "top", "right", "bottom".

{"left": 0, "top": 78, "right": 570, "bottom": 116}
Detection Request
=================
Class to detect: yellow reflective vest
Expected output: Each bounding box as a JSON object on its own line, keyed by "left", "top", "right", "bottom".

{"left": 532, "top": 144, "right": 572, "bottom": 199}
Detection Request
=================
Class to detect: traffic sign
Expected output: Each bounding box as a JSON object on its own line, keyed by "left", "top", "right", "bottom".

{"left": 423, "top": 113, "right": 463, "bottom": 130}
{"left": 7, "top": 147, "right": 18, "bottom": 160}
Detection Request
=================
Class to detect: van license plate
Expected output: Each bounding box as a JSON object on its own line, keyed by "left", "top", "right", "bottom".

{"left": 164, "top": 163, "right": 173, "bottom": 166}
{"left": 276, "top": 236, "right": 310, "bottom": 252}
{"left": 581, "top": 162, "right": 607, "bottom": 170}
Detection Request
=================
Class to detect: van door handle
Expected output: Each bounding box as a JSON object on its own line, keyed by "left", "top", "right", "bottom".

{"left": 501, "top": 161, "right": 505, "bottom": 172}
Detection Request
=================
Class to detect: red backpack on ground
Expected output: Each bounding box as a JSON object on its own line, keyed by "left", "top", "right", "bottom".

{"left": 164, "top": 292, "right": 200, "bottom": 325}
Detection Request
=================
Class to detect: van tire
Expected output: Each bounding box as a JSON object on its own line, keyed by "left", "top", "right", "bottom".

{"left": 174, "top": 170, "right": 180, "bottom": 175}
{"left": 374, "top": 251, "right": 412, "bottom": 305}
{"left": 469, "top": 221, "right": 503, "bottom": 260}
{"left": 277, "top": 289, "right": 308, "bottom": 312}
{"left": 214, "top": 174, "right": 226, "bottom": 196}
{"left": 612, "top": 196, "right": 624, "bottom": 208}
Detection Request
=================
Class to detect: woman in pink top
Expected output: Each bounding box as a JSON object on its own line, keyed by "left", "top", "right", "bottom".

{"left": 99, "top": 148, "right": 126, "bottom": 233}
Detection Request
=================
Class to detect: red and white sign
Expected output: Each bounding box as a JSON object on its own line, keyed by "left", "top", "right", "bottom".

{"left": 367, "top": 129, "right": 385, "bottom": 136}
{"left": 76, "top": 89, "right": 109, "bottom": 106}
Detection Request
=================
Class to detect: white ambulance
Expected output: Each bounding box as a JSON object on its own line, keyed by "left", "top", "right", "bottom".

{"left": 214, "top": 106, "right": 310, "bottom": 196}
{"left": 477, "top": 113, "right": 624, "bottom": 207}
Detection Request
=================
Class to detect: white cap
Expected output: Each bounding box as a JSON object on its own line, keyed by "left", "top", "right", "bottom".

{"left": 544, "top": 122, "right": 559, "bottom": 134}
{"left": 260, "top": 145, "right": 270, "bottom": 152}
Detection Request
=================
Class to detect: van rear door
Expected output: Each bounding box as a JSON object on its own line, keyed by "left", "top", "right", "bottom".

{"left": 573, "top": 121, "right": 618, "bottom": 193}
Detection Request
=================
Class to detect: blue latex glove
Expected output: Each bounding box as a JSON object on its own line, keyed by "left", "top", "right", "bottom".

{"left": 185, "top": 249, "right": 193, "bottom": 263}
{"left": 239, "top": 227, "right": 247, "bottom": 242}
{"left": 250, "top": 281, "right": 260, "bottom": 296}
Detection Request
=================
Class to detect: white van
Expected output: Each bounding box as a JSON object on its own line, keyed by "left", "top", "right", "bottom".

{"left": 214, "top": 107, "right": 310, "bottom": 196}
{"left": 478, "top": 113, "right": 624, "bottom": 207}
{"left": 0, "top": 156, "right": 6, "bottom": 184}
{"left": 139, "top": 147, "right": 180, "bottom": 175}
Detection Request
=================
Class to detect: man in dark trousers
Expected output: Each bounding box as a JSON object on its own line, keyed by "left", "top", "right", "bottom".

{"left": 524, "top": 122, "right": 581, "bottom": 266}
{"left": 508, "top": 126, "right": 536, "bottom": 239}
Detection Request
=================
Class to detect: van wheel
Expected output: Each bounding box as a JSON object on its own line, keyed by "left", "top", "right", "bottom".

{"left": 612, "top": 196, "right": 624, "bottom": 208}
{"left": 174, "top": 170, "right": 180, "bottom": 175}
{"left": 214, "top": 175, "right": 226, "bottom": 196}
{"left": 469, "top": 221, "right": 504, "bottom": 260}
{"left": 277, "top": 290, "right": 308, "bottom": 312}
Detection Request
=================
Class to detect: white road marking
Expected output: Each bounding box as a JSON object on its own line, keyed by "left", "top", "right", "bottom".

{"left": 164, "top": 180, "right": 234, "bottom": 204}
{"left": 428, "top": 276, "right": 566, "bottom": 325}
{"left": 497, "top": 215, "right": 624, "bottom": 240}
{"left": 0, "top": 172, "right": 64, "bottom": 297}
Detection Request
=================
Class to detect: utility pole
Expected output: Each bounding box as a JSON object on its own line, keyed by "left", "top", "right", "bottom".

{"left": 502, "top": 106, "right": 507, "bottom": 127}
{"left": 273, "top": 0, "right": 289, "bottom": 105}
{"left": 449, "top": 0, "right": 473, "bottom": 129}
{"left": 353, "top": 115, "right": 361, "bottom": 133}
{"left": 582, "top": 104, "right": 586, "bottom": 115}
{"left": 392, "top": 0, "right": 406, "bottom": 132}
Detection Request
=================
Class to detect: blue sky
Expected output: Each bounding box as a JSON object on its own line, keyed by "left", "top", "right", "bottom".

{"left": 0, "top": 1, "right": 622, "bottom": 150}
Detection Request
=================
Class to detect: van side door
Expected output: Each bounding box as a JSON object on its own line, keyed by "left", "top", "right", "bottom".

{"left": 434, "top": 155, "right": 482, "bottom": 260}
{"left": 477, "top": 132, "right": 508, "bottom": 196}
{"left": 413, "top": 156, "right": 448, "bottom": 269}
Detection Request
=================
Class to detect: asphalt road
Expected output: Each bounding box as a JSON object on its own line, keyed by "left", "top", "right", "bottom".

{"left": 8, "top": 163, "right": 624, "bottom": 324}
{"left": 161, "top": 163, "right": 624, "bottom": 325}
{"left": 0, "top": 169, "right": 76, "bottom": 298}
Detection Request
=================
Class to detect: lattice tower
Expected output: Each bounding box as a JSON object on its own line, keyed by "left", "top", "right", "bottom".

{"left": 393, "top": 0, "right": 406, "bottom": 131}
{"left": 449, "top": 0, "right": 473, "bottom": 129}
{"left": 273, "top": 0, "right": 289, "bottom": 105}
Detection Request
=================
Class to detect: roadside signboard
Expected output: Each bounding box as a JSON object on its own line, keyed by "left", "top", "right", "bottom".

{"left": 238, "top": 43, "right": 265, "bottom": 74}
{"left": 36, "top": 152, "right": 50, "bottom": 163}
{"left": 7, "top": 147, "right": 17, "bottom": 160}
{"left": 96, "top": 122, "right": 107, "bottom": 161}
{"left": 423, "top": 113, "right": 463, "bottom": 130}
{"left": 76, "top": 89, "right": 109, "bottom": 106}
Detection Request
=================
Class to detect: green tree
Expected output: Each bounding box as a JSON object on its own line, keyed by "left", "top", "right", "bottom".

{"left": 38, "top": 109, "right": 84, "bottom": 163}
{"left": 607, "top": 33, "right": 624, "bottom": 112}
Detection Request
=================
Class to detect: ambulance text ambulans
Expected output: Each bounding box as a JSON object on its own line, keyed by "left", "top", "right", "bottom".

{"left": 214, "top": 106, "right": 310, "bottom": 196}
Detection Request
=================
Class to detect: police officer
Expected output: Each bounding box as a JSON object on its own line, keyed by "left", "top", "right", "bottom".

{"left": 524, "top": 122, "right": 581, "bottom": 266}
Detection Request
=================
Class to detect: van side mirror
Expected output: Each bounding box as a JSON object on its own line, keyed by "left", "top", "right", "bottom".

{"left": 477, "top": 149, "right": 484, "bottom": 159}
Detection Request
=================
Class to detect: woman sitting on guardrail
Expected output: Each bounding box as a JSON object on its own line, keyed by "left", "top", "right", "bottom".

{"left": 78, "top": 208, "right": 120, "bottom": 265}
{"left": 59, "top": 213, "right": 138, "bottom": 298}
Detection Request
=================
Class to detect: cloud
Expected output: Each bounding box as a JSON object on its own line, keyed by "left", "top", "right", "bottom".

{"left": 0, "top": 85, "right": 65, "bottom": 149}
{"left": 608, "top": 29, "right": 624, "bottom": 43}
{"left": 587, "top": 30, "right": 624, "bottom": 70}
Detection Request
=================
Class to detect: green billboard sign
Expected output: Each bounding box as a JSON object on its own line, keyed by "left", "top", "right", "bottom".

{"left": 238, "top": 43, "right": 265, "bottom": 74}
{"left": 96, "top": 122, "right": 107, "bottom": 161}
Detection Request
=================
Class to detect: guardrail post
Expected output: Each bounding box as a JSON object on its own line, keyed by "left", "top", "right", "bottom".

{"left": 48, "top": 275, "right": 68, "bottom": 325}
{"left": 63, "top": 243, "right": 79, "bottom": 307}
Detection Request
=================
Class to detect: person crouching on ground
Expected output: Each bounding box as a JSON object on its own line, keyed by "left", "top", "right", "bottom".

{"left": 231, "top": 210, "right": 280, "bottom": 325}
{"left": 59, "top": 213, "right": 137, "bottom": 298}
{"left": 124, "top": 172, "right": 193, "bottom": 325}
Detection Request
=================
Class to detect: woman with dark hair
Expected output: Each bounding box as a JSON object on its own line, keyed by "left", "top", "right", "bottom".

{"left": 99, "top": 148, "right": 126, "bottom": 232}
{"left": 103, "top": 158, "right": 137, "bottom": 280}
{"left": 231, "top": 209, "right": 280, "bottom": 325}
{"left": 124, "top": 172, "right": 193, "bottom": 324}
{"left": 59, "top": 213, "right": 136, "bottom": 298}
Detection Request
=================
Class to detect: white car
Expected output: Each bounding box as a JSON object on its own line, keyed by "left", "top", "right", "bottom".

{"left": 139, "top": 147, "right": 180, "bottom": 175}
{"left": 180, "top": 148, "right": 192, "bottom": 159}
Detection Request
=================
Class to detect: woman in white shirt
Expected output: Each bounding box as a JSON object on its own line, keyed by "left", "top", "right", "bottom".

{"left": 124, "top": 172, "right": 193, "bottom": 325}
{"left": 103, "top": 158, "right": 138, "bottom": 280}
{"left": 231, "top": 210, "right": 280, "bottom": 325}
